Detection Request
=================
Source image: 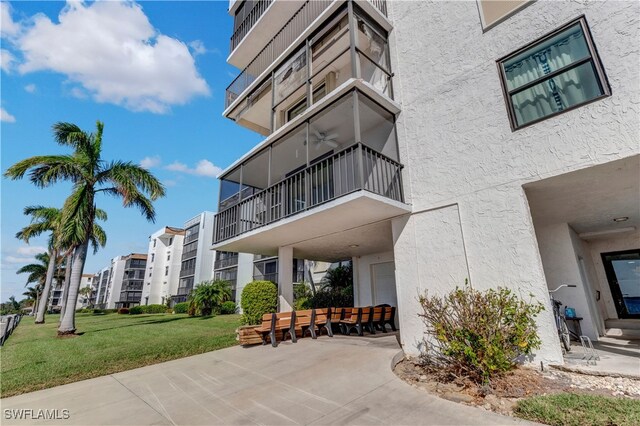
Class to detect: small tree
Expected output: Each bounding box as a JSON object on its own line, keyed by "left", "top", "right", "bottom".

{"left": 240, "top": 280, "right": 277, "bottom": 325}
{"left": 418, "top": 281, "right": 543, "bottom": 383}
{"left": 188, "top": 280, "right": 232, "bottom": 316}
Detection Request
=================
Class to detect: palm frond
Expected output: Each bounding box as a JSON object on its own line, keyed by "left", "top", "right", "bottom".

{"left": 98, "top": 161, "right": 166, "bottom": 200}
{"left": 4, "top": 155, "right": 85, "bottom": 187}
{"left": 89, "top": 222, "right": 107, "bottom": 254}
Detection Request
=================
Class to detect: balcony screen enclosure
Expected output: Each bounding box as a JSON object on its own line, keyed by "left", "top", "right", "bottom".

{"left": 215, "top": 89, "right": 402, "bottom": 243}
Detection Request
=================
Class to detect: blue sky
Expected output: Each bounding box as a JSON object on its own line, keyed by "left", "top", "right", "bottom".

{"left": 1, "top": 1, "right": 262, "bottom": 302}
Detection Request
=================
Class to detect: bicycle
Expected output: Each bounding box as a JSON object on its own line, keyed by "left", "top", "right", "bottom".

{"left": 549, "top": 284, "right": 576, "bottom": 352}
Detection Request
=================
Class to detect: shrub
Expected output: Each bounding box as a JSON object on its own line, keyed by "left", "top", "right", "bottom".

{"left": 418, "top": 281, "right": 544, "bottom": 383}
{"left": 188, "top": 280, "right": 232, "bottom": 316}
{"left": 129, "top": 306, "right": 143, "bottom": 315}
{"left": 240, "top": 280, "right": 277, "bottom": 325}
{"left": 140, "top": 304, "right": 167, "bottom": 314}
{"left": 308, "top": 289, "right": 353, "bottom": 308}
{"left": 92, "top": 308, "right": 104, "bottom": 315}
{"left": 294, "top": 297, "right": 311, "bottom": 310}
{"left": 173, "top": 302, "right": 189, "bottom": 314}
{"left": 102, "top": 309, "right": 118, "bottom": 314}
{"left": 220, "top": 301, "right": 237, "bottom": 315}
{"left": 117, "top": 308, "right": 130, "bottom": 315}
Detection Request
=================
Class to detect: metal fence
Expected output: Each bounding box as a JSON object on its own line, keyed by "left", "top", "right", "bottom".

{"left": 0, "top": 314, "right": 22, "bottom": 346}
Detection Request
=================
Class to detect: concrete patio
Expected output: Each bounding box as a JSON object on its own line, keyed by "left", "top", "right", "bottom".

{"left": 1, "top": 334, "right": 531, "bottom": 425}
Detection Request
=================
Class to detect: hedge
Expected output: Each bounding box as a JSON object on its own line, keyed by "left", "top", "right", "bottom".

{"left": 240, "top": 281, "right": 277, "bottom": 325}
{"left": 173, "top": 302, "right": 189, "bottom": 314}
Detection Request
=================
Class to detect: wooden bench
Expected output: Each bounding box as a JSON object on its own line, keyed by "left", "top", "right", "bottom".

{"left": 255, "top": 312, "right": 296, "bottom": 347}
{"left": 340, "top": 307, "right": 374, "bottom": 336}
{"left": 381, "top": 305, "right": 397, "bottom": 331}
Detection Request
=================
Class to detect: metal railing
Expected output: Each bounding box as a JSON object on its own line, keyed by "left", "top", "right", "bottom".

{"left": 214, "top": 255, "right": 239, "bottom": 269}
{"left": 181, "top": 249, "right": 198, "bottom": 261}
{"left": 254, "top": 272, "right": 278, "bottom": 283}
{"left": 226, "top": 0, "right": 332, "bottom": 108}
{"left": 184, "top": 232, "right": 199, "bottom": 244}
{"left": 179, "top": 268, "right": 196, "bottom": 278}
{"left": 214, "top": 143, "right": 403, "bottom": 243}
{"left": 230, "top": 0, "right": 274, "bottom": 53}
{"left": 226, "top": 0, "right": 388, "bottom": 109}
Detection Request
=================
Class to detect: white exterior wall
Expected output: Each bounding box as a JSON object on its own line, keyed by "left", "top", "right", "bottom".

{"left": 192, "top": 212, "right": 216, "bottom": 286}
{"left": 388, "top": 0, "right": 639, "bottom": 363}
{"left": 94, "top": 267, "right": 110, "bottom": 306}
{"left": 141, "top": 229, "right": 185, "bottom": 305}
{"left": 235, "top": 253, "right": 255, "bottom": 306}
{"left": 353, "top": 251, "right": 394, "bottom": 307}
{"left": 76, "top": 275, "right": 95, "bottom": 309}
{"left": 105, "top": 257, "right": 126, "bottom": 309}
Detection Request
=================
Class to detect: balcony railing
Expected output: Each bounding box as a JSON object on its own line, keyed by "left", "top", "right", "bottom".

{"left": 181, "top": 249, "right": 198, "bottom": 261}
{"left": 214, "top": 143, "right": 403, "bottom": 243}
{"left": 179, "top": 268, "right": 196, "bottom": 278}
{"left": 254, "top": 272, "right": 278, "bottom": 284}
{"left": 226, "top": 0, "right": 388, "bottom": 109}
{"left": 214, "top": 255, "right": 239, "bottom": 270}
{"left": 184, "top": 232, "right": 199, "bottom": 244}
{"left": 230, "top": 0, "right": 274, "bottom": 53}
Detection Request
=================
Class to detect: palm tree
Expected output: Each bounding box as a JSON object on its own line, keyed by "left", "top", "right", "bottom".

{"left": 16, "top": 207, "right": 64, "bottom": 324}
{"left": 16, "top": 252, "right": 49, "bottom": 315}
{"left": 5, "top": 121, "right": 165, "bottom": 335}
{"left": 23, "top": 286, "right": 42, "bottom": 310}
{"left": 188, "top": 280, "right": 232, "bottom": 316}
{"left": 78, "top": 285, "right": 93, "bottom": 308}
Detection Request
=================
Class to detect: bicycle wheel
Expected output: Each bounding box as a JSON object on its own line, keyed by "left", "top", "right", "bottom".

{"left": 559, "top": 319, "right": 571, "bottom": 352}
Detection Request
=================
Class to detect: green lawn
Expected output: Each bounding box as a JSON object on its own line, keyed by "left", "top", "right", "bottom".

{"left": 0, "top": 313, "right": 240, "bottom": 397}
{"left": 514, "top": 393, "right": 640, "bottom": 426}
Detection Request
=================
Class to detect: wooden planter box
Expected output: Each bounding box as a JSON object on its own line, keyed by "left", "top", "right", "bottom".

{"left": 236, "top": 325, "right": 263, "bottom": 346}
{"left": 236, "top": 325, "right": 305, "bottom": 346}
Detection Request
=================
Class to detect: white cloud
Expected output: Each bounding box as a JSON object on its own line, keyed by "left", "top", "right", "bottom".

{"left": 188, "top": 40, "right": 206, "bottom": 56}
{"left": 0, "top": 49, "right": 15, "bottom": 72}
{"left": 1, "top": 107, "right": 16, "bottom": 123}
{"left": 140, "top": 155, "right": 161, "bottom": 169}
{"left": 4, "top": 256, "right": 35, "bottom": 264}
{"left": 165, "top": 159, "right": 222, "bottom": 178}
{"left": 6, "top": 1, "right": 209, "bottom": 113}
{"left": 0, "top": 2, "right": 20, "bottom": 38}
{"left": 17, "top": 246, "right": 47, "bottom": 256}
{"left": 24, "top": 83, "right": 36, "bottom": 93}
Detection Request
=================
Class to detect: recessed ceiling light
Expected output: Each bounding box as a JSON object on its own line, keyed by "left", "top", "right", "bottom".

{"left": 613, "top": 217, "right": 629, "bottom": 222}
{"left": 349, "top": 244, "right": 359, "bottom": 248}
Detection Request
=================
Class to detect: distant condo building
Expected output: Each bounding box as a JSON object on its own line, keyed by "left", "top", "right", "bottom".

{"left": 172, "top": 212, "right": 217, "bottom": 303}
{"left": 140, "top": 226, "right": 186, "bottom": 305}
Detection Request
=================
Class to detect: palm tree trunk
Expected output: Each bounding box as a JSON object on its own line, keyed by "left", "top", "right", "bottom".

{"left": 33, "top": 291, "right": 40, "bottom": 317}
{"left": 35, "top": 249, "right": 58, "bottom": 324}
{"left": 58, "top": 241, "right": 88, "bottom": 335}
{"left": 59, "top": 253, "right": 73, "bottom": 323}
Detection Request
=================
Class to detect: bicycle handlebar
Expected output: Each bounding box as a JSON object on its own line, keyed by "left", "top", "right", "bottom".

{"left": 549, "top": 284, "right": 577, "bottom": 293}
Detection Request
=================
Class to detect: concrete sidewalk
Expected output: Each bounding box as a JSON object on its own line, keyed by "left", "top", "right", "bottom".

{"left": 1, "top": 334, "right": 531, "bottom": 425}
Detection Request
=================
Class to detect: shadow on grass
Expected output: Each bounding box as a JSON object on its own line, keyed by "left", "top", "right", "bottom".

{"left": 82, "top": 315, "right": 193, "bottom": 334}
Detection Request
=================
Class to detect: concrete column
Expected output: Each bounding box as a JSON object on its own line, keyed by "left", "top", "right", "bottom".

{"left": 278, "top": 246, "right": 294, "bottom": 312}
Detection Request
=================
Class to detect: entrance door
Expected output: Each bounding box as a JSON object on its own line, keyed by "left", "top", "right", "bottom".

{"left": 601, "top": 249, "right": 640, "bottom": 319}
{"left": 371, "top": 262, "right": 397, "bottom": 306}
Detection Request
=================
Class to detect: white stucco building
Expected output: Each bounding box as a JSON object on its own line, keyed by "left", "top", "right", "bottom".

{"left": 214, "top": 0, "right": 639, "bottom": 364}
{"left": 172, "top": 212, "right": 217, "bottom": 303}
{"left": 141, "top": 227, "right": 185, "bottom": 305}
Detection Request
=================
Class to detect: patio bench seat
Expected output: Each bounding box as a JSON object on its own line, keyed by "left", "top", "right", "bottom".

{"left": 340, "top": 307, "right": 374, "bottom": 336}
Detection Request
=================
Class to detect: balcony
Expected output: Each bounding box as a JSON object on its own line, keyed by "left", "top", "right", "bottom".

{"left": 214, "top": 89, "right": 408, "bottom": 256}
{"left": 225, "top": 0, "right": 391, "bottom": 133}
{"left": 179, "top": 268, "right": 196, "bottom": 278}
{"left": 230, "top": 0, "right": 274, "bottom": 54}
{"left": 214, "top": 254, "right": 239, "bottom": 270}
{"left": 181, "top": 249, "right": 198, "bottom": 261}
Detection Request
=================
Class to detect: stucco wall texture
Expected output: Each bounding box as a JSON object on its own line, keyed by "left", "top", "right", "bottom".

{"left": 388, "top": 0, "right": 639, "bottom": 363}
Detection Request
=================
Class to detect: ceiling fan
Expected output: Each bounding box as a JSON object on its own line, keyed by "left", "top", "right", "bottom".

{"left": 311, "top": 128, "right": 339, "bottom": 149}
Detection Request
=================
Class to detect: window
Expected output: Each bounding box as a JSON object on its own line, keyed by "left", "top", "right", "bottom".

{"left": 153, "top": 239, "right": 156, "bottom": 248}
{"left": 167, "top": 254, "right": 171, "bottom": 261}
{"left": 169, "top": 237, "right": 173, "bottom": 246}
{"left": 165, "top": 266, "right": 169, "bottom": 276}
{"left": 151, "top": 253, "right": 155, "bottom": 262}
{"left": 498, "top": 16, "right": 610, "bottom": 130}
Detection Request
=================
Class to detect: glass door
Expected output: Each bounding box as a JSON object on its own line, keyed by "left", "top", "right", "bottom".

{"left": 601, "top": 250, "right": 640, "bottom": 319}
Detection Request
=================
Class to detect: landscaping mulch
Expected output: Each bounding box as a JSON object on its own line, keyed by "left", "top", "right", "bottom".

{"left": 394, "top": 357, "right": 640, "bottom": 418}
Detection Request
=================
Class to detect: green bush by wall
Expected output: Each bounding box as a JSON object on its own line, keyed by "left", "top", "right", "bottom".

{"left": 240, "top": 281, "right": 277, "bottom": 325}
